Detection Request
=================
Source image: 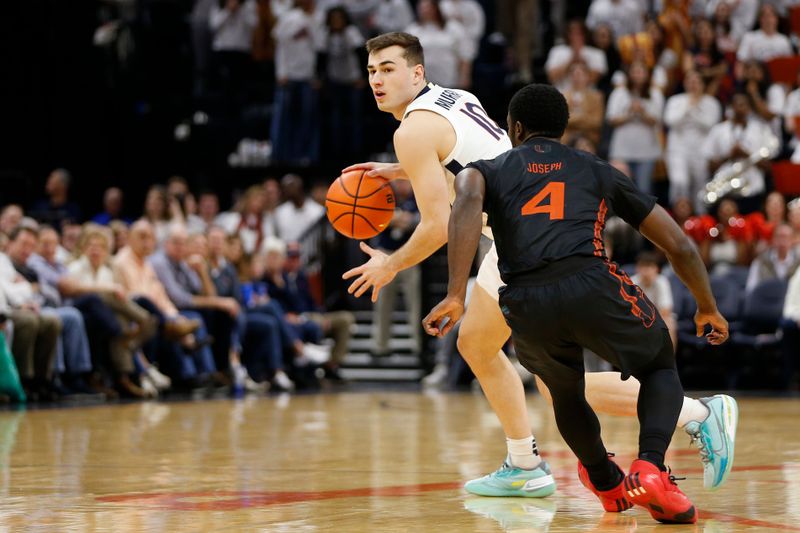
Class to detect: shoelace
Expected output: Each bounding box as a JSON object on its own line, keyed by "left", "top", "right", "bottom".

{"left": 665, "top": 466, "right": 686, "bottom": 488}
{"left": 687, "top": 427, "right": 711, "bottom": 465}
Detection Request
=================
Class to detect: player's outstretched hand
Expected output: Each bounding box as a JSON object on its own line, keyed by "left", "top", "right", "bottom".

{"left": 695, "top": 309, "right": 729, "bottom": 345}
{"left": 423, "top": 296, "right": 465, "bottom": 338}
{"left": 342, "top": 242, "right": 397, "bottom": 303}
{"left": 341, "top": 161, "right": 408, "bottom": 181}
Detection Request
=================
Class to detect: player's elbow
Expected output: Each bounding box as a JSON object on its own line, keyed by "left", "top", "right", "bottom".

{"left": 666, "top": 235, "right": 697, "bottom": 262}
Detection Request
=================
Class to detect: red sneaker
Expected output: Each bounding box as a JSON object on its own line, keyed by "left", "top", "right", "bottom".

{"left": 625, "top": 459, "right": 697, "bottom": 524}
{"left": 577, "top": 458, "right": 633, "bottom": 513}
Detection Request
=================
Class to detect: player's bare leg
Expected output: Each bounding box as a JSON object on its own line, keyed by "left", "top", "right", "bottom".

{"left": 458, "top": 284, "right": 556, "bottom": 497}
{"left": 534, "top": 372, "right": 739, "bottom": 490}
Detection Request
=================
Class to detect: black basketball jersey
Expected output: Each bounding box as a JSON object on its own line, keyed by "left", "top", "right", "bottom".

{"left": 468, "top": 137, "right": 657, "bottom": 284}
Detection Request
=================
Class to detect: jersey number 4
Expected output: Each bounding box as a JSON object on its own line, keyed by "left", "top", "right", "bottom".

{"left": 521, "top": 182, "right": 565, "bottom": 220}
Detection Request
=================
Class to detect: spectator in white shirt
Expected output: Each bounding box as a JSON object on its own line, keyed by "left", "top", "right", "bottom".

{"left": 746, "top": 223, "right": 800, "bottom": 293}
{"left": 319, "top": 7, "right": 366, "bottom": 160}
{"left": 270, "top": 0, "right": 322, "bottom": 164}
{"left": 274, "top": 174, "right": 325, "bottom": 243}
{"left": 706, "top": 0, "right": 759, "bottom": 45}
{"left": 216, "top": 185, "right": 277, "bottom": 254}
{"left": 607, "top": 61, "right": 664, "bottom": 195}
{"left": 406, "top": 0, "right": 475, "bottom": 88}
{"left": 440, "top": 0, "right": 485, "bottom": 55}
{"left": 372, "top": 0, "right": 415, "bottom": 34}
{"left": 586, "top": 0, "right": 644, "bottom": 39}
{"left": 702, "top": 92, "right": 779, "bottom": 199}
{"left": 209, "top": 0, "right": 259, "bottom": 112}
{"left": 739, "top": 59, "right": 786, "bottom": 141}
{"left": 546, "top": 19, "right": 607, "bottom": 90}
{"left": 664, "top": 70, "right": 722, "bottom": 211}
{"left": 736, "top": 3, "right": 793, "bottom": 63}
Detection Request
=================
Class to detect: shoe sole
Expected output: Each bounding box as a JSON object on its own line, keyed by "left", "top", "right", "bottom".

{"left": 707, "top": 394, "right": 738, "bottom": 491}
{"left": 577, "top": 465, "right": 633, "bottom": 513}
{"left": 624, "top": 473, "right": 696, "bottom": 524}
{"left": 464, "top": 477, "right": 556, "bottom": 498}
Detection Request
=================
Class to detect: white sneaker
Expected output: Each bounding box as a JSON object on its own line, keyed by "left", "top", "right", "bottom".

{"left": 231, "top": 363, "right": 247, "bottom": 389}
{"left": 140, "top": 375, "right": 159, "bottom": 398}
{"left": 244, "top": 376, "right": 268, "bottom": 393}
{"left": 422, "top": 363, "right": 448, "bottom": 387}
{"left": 272, "top": 370, "right": 295, "bottom": 392}
{"left": 146, "top": 365, "right": 172, "bottom": 390}
{"left": 302, "top": 343, "right": 331, "bottom": 365}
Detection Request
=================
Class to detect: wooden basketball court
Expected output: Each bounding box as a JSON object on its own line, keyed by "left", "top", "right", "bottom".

{"left": 0, "top": 391, "right": 797, "bottom": 532}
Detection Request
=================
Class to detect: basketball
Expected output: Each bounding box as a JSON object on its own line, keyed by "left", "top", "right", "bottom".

{"left": 326, "top": 169, "right": 395, "bottom": 239}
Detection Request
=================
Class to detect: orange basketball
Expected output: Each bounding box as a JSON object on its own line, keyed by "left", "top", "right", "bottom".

{"left": 326, "top": 170, "right": 395, "bottom": 239}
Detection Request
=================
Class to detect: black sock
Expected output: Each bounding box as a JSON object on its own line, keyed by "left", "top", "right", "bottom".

{"left": 638, "top": 451, "right": 666, "bottom": 471}
{"left": 585, "top": 457, "right": 623, "bottom": 491}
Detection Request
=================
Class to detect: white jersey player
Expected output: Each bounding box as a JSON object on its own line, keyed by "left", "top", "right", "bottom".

{"left": 342, "top": 32, "right": 738, "bottom": 496}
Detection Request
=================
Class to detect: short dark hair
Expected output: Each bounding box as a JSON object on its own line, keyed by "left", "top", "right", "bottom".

{"left": 8, "top": 224, "right": 38, "bottom": 242}
{"left": 366, "top": 32, "right": 425, "bottom": 69}
{"left": 636, "top": 251, "right": 661, "bottom": 267}
{"left": 508, "top": 84, "right": 569, "bottom": 139}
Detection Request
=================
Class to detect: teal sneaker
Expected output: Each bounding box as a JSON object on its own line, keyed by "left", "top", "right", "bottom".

{"left": 684, "top": 394, "right": 739, "bottom": 490}
{"left": 464, "top": 457, "right": 556, "bottom": 497}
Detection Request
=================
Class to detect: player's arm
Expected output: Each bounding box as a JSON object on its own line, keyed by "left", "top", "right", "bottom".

{"left": 639, "top": 205, "right": 728, "bottom": 344}
{"left": 423, "top": 167, "right": 485, "bottom": 337}
{"left": 342, "top": 113, "right": 452, "bottom": 302}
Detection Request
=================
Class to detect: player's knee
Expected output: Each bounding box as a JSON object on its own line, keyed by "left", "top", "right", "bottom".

{"left": 456, "top": 327, "right": 483, "bottom": 363}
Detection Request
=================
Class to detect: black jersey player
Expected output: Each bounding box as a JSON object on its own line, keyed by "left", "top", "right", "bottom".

{"left": 423, "top": 84, "right": 729, "bottom": 524}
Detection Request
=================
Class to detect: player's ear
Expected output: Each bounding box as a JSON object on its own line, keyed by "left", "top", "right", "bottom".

{"left": 415, "top": 64, "right": 425, "bottom": 84}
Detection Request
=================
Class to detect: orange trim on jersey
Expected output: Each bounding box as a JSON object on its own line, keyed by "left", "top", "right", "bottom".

{"left": 593, "top": 199, "right": 608, "bottom": 257}
{"left": 605, "top": 262, "right": 657, "bottom": 328}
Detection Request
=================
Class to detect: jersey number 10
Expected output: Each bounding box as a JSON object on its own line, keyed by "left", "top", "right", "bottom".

{"left": 521, "top": 182, "right": 565, "bottom": 220}
{"left": 459, "top": 103, "right": 506, "bottom": 140}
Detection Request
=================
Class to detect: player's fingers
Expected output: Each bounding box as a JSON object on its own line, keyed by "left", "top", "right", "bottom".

{"left": 342, "top": 266, "right": 364, "bottom": 280}
{"left": 360, "top": 241, "right": 376, "bottom": 255}
{"left": 347, "top": 276, "right": 367, "bottom": 294}
{"left": 341, "top": 162, "right": 374, "bottom": 173}
{"left": 354, "top": 278, "right": 374, "bottom": 298}
{"left": 696, "top": 322, "right": 705, "bottom": 337}
{"left": 370, "top": 284, "right": 383, "bottom": 303}
{"left": 440, "top": 319, "right": 456, "bottom": 337}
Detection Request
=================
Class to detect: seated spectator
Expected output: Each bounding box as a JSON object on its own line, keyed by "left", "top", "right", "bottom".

{"left": 217, "top": 185, "right": 276, "bottom": 254}
{"left": 745, "top": 224, "right": 800, "bottom": 293}
{"left": 67, "top": 226, "right": 163, "bottom": 397}
{"left": 672, "top": 196, "right": 715, "bottom": 244}
{"left": 703, "top": 92, "right": 779, "bottom": 203}
{"left": 109, "top": 220, "right": 129, "bottom": 254}
{"left": 781, "top": 265, "right": 800, "bottom": 389}
{"left": 29, "top": 169, "right": 82, "bottom": 231}
{"left": 112, "top": 220, "right": 210, "bottom": 385}
{"left": 196, "top": 190, "right": 221, "bottom": 232}
{"left": 736, "top": 4, "right": 792, "bottom": 64}
{"left": 406, "top": 0, "right": 475, "bottom": 88}
{"left": 0, "top": 227, "right": 61, "bottom": 400}
{"left": 545, "top": 19, "right": 607, "bottom": 90}
{"left": 585, "top": 0, "right": 643, "bottom": 39}
{"left": 274, "top": 173, "right": 325, "bottom": 243}
{"left": 0, "top": 205, "right": 23, "bottom": 237}
{"left": 631, "top": 251, "right": 677, "bottom": 347}
{"left": 91, "top": 187, "right": 127, "bottom": 225}
{"left": 746, "top": 191, "right": 787, "bottom": 253}
{"left": 699, "top": 198, "right": 753, "bottom": 272}
{"left": 149, "top": 224, "right": 238, "bottom": 379}
{"left": 606, "top": 61, "right": 664, "bottom": 195}
{"left": 166, "top": 176, "right": 205, "bottom": 234}
{"left": 8, "top": 226, "right": 97, "bottom": 397}
{"left": 664, "top": 70, "right": 722, "bottom": 212}
{"left": 562, "top": 62, "right": 605, "bottom": 146}
{"left": 683, "top": 18, "right": 728, "bottom": 98}
{"left": 142, "top": 185, "right": 174, "bottom": 244}
{"left": 57, "top": 222, "right": 82, "bottom": 264}
{"left": 789, "top": 198, "right": 800, "bottom": 246}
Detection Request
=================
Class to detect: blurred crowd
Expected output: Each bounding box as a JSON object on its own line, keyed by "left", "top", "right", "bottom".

{"left": 4, "top": 0, "right": 800, "bottom": 401}
{"left": 0, "top": 170, "right": 356, "bottom": 402}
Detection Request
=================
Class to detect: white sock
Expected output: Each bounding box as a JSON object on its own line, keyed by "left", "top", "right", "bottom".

{"left": 677, "top": 397, "right": 710, "bottom": 427}
{"left": 507, "top": 436, "right": 542, "bottom": 470}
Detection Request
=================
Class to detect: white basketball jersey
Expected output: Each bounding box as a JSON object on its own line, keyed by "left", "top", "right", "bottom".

{"left": 403, "top": 83, "right": 512, "bottom": 238}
